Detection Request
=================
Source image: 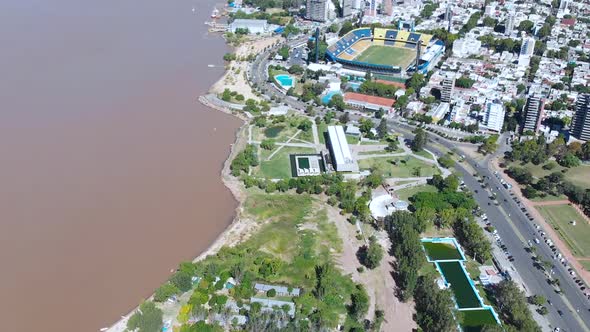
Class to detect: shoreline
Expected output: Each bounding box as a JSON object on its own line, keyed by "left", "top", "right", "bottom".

{"left": 105, "top": 37, "right": 256, "bottom": 332}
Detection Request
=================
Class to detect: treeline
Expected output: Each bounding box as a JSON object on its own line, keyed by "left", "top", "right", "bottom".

{"left": 358, "top": 80, "right": 398, "bottom": 98}
{"left": 384, "top": 211, "right": 457, "bottom": 330}
{"left": 492, "top": 280, "right": 542, "bottom": 332}
{"left": 413, "top": 174, "right": 492, "bottom": 263}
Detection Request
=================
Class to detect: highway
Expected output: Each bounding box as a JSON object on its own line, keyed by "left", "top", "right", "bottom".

{"left": 249, "top": 39, "right": 590, "bottom": 331}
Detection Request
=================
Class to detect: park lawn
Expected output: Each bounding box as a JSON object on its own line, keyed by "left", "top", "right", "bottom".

{"left": 536, "top": 204, "right": 590, "bottom": 257}
{"left": 360, "top": 139, "right": 388, "bottom": 145}
{"left": 354, "top": 45, "right": 416, "bottom": 67}
{"left": 253, "top": 124, "right": 299, "bottom": 143}
{"left": 255, "top": 146, "right": 316, "bottom": 179}
{"left": 297, "top": 128, "right": 314, "bottom": 143}
{"left": 395, "top": 184, "right": 438, "bottom": 201}
{"left": 346, "top": 134, "right": 360, "bottom": 145}
{"left": 530, "top": 194, "right": 568, "bottom": 202}
{"left": 414, "top": 149, "right": 435, "bottom": 160}
{"left": 507, "top": 161, "right": 590, "bottom": 189}
{"left": 580, "top": 260, "right": 590, "bottom": 271}
{"left": 359, "top": 156, "right": 439, "bottom": 178}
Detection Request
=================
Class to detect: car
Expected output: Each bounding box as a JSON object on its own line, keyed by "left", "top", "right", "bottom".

{"left": 534, "top": 238, "right": 540, "bottom": 244}
{"left": 557, "top": 310, "right": 563, "bottom": 316}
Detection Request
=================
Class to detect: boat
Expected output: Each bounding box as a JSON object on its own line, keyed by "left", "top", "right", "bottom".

{"left": 211, "top": 7, "right": 219, "bottom": 18}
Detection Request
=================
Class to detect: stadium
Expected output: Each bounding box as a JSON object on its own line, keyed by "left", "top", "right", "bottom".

{"left": 325, "top": 28, "right": 446, "bottom": 76}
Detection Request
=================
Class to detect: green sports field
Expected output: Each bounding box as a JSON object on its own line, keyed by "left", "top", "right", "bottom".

{"left": 354, "top": 45, "right": 416, "bottom": 68}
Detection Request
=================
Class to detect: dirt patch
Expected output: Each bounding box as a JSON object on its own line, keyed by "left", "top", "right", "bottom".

{"left": 326, "top": 206, "right": 416, "bottom": 331}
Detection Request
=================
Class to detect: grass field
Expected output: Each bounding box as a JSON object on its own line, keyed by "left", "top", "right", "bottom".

{"left": 506, "top": 161, "right": 590, "bottom": 190}
{"left": 354, "top": 45, "right": 416, "bottom": 68}
{"left": 359, "top": 156, "right": 439, "bottom": 178}
{"left": 580, "top": 260, "right": 590, "bottom": 271}
{"left": 536, "top": 204, "right": 590, "bottom": 258}
{"left": 395, "top": 184, "right": 438, "bottom": 201}
{"left": 256, "top": 146, "right": 316, "bottom": 179}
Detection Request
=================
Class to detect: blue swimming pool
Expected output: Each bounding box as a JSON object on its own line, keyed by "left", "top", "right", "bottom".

{"left": 275, "top": 74, "right": 294, "bottom": 89}
{"left": 322, "top": 91, "right": 342, "bottom": 104}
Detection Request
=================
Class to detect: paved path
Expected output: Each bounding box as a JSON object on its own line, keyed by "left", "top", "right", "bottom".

{"left": 265, "top": 129, "right": 302, "bottom": 160}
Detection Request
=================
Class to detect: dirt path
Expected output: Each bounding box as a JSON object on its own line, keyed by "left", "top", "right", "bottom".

{"left": 490, "top": 159, "right": 590, "bottom": 285}
{"left": 530, "top": 200, "right": 570, "bottom": 206}
{"left": 326, "top": 206, "right": 416, "bottom": 331}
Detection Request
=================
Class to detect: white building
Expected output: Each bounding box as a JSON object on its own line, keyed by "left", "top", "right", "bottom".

{"left": 327, "top": 126, "right": 359, "bottom": 172}
{"left": 452, "top": 35, "right": 482, "bottom": 58}
{"left": 505, "top": 12, "right": 515, "bottom": 36}
{"left": 427, "top": 102, "right": 451, "bottom": 121}
{"left": 229, "top": 19, "right": 268, "bottom": 34}
{"left": 518, "top": 36, "right": 536, "bottom": 67}
{"left": 483, "top": 100, "right": 505, "bottom": 132}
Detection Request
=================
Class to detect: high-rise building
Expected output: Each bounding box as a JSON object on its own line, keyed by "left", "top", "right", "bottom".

{"left": 570, "top": 94, "right": 590, "bottom": 141}
{"left": 483, "top": 100, "right": 505, "bottom": 132}
{"left": 342, "top": 0, "right": 352, "bottom": 17}
{"left": 441, "top": 74, "right": 455, "bottom": 103}
{"left": 518, "top": 36, "right": 536, "bottom": 67}
{"left": 521, "top": 94, "right": 545, "bottom": 134}
{"left": 383, "top": 0, "right": 393, "bottom": 16}
{"left": 306, "top": 0, "right": 327, "bottom": 22}
{"left": 505, "top": 12, "right": 515, "bottom": 36}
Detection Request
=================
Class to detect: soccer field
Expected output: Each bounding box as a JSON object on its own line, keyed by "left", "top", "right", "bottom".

{"left": 354, "top": 45, "right": 416, "bottom": 68}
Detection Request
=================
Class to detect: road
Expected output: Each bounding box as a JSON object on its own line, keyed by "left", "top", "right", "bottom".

{"left": 250, "top": 38, "right": 590, "bottom": 331}
{"left": 392, "top": 122, "right": 590, "bottom": 332}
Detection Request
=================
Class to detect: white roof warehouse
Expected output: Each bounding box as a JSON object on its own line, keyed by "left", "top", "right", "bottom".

{"left": 327, "top": 126, "right": 359, "bottom": 172}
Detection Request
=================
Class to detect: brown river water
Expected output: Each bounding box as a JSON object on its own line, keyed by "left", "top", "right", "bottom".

{"left": 0, "top": 0, "right": 241, "bottom": 331}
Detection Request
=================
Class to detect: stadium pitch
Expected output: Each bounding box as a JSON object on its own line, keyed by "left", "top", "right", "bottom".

{"left": 354, "top": 45, "right": 416, "bottom": 68}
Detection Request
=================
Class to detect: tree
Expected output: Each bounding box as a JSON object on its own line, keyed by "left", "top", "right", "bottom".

{"left": 266, "top": 288, "right": 277, "bottom": 297}
{"left": 170, "top": 270, "right": 193, "bottom": 292}
{"left": 386, "top": 138, "right": 399, "bottom": 152}
{"left": 339, "top": 111, "right": 350, "bottom": 124}
{"left": 328, "top": 94, "right": 346, "bottom": 111}
{"left": 517, "top": 20, "right": 534, "bottom": 32}
{"left": 221, "top": 88, "right": 232, "bottom": 102}
{"left": 350, "top": 284, "right": 370, "bottom": 319}
{"left": 359, "top": 237, "right": 383, "bottom": 269}
{"left": 359, "top": 118, "right": 373, "bottom": 135}
{"left": 377, "top": 119, "right": 388, "bottom": 138}
{"left": 406, "top": 73, "right": 426, "bottom": 97}
{"left": 411, "top": 128, "right": 427, "bottom": 152}
{"left": 414, "top": 274, "right": 456, "bottom": 332}
{"left": 557, "top": 152, "right": 580, "bottom": 167}
{"left": 364, "top": 169, "right": 384, "bottom": 188}
{"left": 339, "top": 21, "right": 354, "bottom": 36}
{"left": 260, "top": 139, "right": 275, "bottom": 150}
{"left": 455, "top": 76, "right": 475, "bottom": 88}
{"left": 298, "top": 119, "right": 313, "bottom": 131}
{"left": 483, "top": 17, "right": 497, "bottom": 27}
{"left": 530, "top": 294, "right": 546, "bottom": 306}
{"left": 494, "top": 280, "right": 542, "bottom": 332}
{"left": 278, "top": 45, "right": 289, "bottom": 60}
{"left": 223, "top": 53, "right": 236, "bottom": 61}
{"left": 154, "top": 283, "right": 180, "bottom": 302}
{"left": 127, "top": 301, "right": 164, "bottom": 332}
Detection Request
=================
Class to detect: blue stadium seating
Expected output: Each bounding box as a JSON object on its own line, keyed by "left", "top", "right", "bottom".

{"left": 405, "top": 42, "right": 416, "bottom": 49}
{"left": 385, "top": 30, "right": 398, "bottom": 40}
{"left": 408, "top": 33, "right": 421, "bottom": 42}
